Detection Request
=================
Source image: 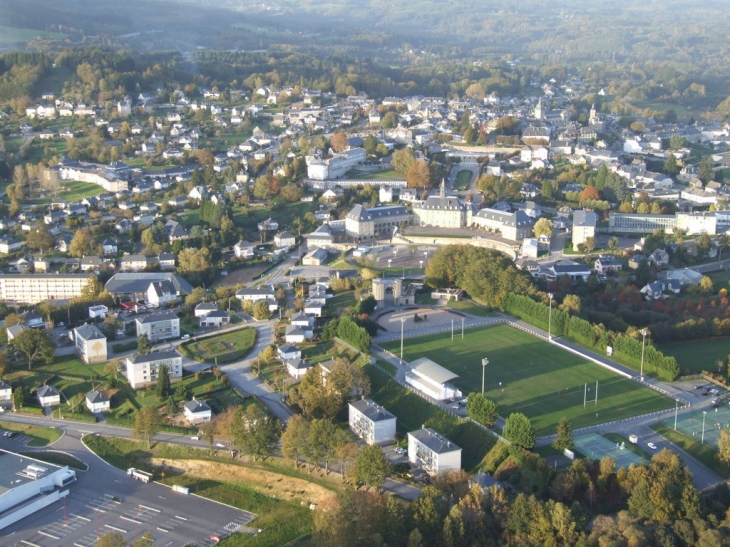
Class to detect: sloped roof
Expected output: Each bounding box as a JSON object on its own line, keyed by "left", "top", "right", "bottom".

{"left": 410, "top": 357, "right": 459, "bottom": 385}
{"left": 74, "top": 323, "right": 105, "bottom": 341}
{"left": 350, "top": 399, "right": 396, "bottom": 422}
{"left": 409, "top": 427, "right": 461, "bottom": 454}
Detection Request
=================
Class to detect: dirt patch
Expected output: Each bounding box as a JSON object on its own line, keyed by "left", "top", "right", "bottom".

{"left": 149, "top": 458, "right": 335, "bottom": 504}
{"left": 377, "top": 307, "right": 465, "bottom": 332}
{"left": 213, "top": 264, "right": 269, "bottom": 288}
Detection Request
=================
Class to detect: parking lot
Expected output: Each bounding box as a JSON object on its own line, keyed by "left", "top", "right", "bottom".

{"left": 1, "top": 449, "right": 257, "bottom": 547}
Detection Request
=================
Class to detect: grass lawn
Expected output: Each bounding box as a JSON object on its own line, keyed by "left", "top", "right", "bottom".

{"left": 328, "top": 291, "right": 356, "bottom": 315}
{"left": 0, "top": 421, "right": 62, "bottom": 447}
{"left": 652, "top": 424, "right": 730, "bottom": 479}
{"left": 5, "top": 354, "right": 108, "bottom": 401}
{"left": 453, "top": 170, "right": 472, "bottom": 191}
{"left": 658, "top": 338, "right": 730, "bottom": 374}
{"left": 365, "top": 365, "right": 496, "bottom": 471}
{"left": 0, "top": 25, "right": 64, "bottom": 43}
{"left": 447, "top": 298, "right": 494, "bottom": 317}
{"left": 19, "top": 451, "right": 88, "bottom": 471}
{"left": 382, "top": 325, "right": 673, "bottom": 435}
{"left": 180, "top": 328, "right": 256, "bottom": 363}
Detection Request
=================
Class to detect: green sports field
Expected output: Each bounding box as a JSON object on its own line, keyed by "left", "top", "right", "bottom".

{"left": 382, "top": 325, "right": 673, "bottom": 435}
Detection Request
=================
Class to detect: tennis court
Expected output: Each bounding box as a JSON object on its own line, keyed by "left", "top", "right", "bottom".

{"left": 660, "top": 406, "right": 730, "bottom": 450}
{"left": 573, "top": 432, "right": 648, "bottom": 468}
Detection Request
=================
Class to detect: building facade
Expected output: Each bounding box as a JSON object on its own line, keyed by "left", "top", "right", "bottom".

{"left": 135, "top": 311, "right": 181, "bottom": 342}
{"left": 472, "top": 208, "right": 535, "bottom": 242}
{"left": 73, "top": 324, "right": 108, "bottom": 364}
{"left": 349, "top": 399, "right": 397, "bottom": 445}
{"left": 345, "top": 204, "right": 411, "bottom": 241}
{"left": 125, "top": 350, "right": 183, "bottom": 389}
{"left": 0, "top": 274, "right": 91, "bottom": 304}
{"left": 407, "top": 427, "right": 462, "bottom": 475}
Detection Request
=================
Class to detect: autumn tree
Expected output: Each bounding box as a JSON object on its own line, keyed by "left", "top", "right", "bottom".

{"left": 552, "top": 417, "right": 574, "bottom": 451}
{"left": 69, "top": 228, "right": 100, "bottom": 258}
{"left": 392, "top": 148, "right": 416, "bottom": 174}
{"left": 533, "top": 218, "right": 554, "bottom": 239}
{"left": 281, "top": 414, "right": 310, "bottom": 468}
{"left": 137, "top": 334, "right": 152, "bottom": 355}
{"left": 26, "top": 220, "right": 55, "bottom": 251}
{"left": 355, "top": 444, "right": 390, "bottom": 488}
{"left": 79, "top": 275, "right": 104, "bottom": 301}
{"left": 133, "top": 406, "right": 161, "bottom": 449}
{"left": 406, "top": 160, "right": 431, "bottom": 188}
{"left": 235, "top": 405, "right": 281, "bottom": 461}
{"left": 9, "top": 329, "right": 54, "bottom": 369}
{"left": 330, "top": 132, "right": 348, "bottom": 152}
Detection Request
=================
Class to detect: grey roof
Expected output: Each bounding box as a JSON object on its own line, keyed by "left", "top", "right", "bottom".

{"left": 278, "top": 344, "right": 301, "bottom": 354}
{"left": 350, "top": 399, "right": 396, "bottom": 422}
{"left": 37, "top": 385, "right": 59, "bottom": 397}
{"left": 236, "top": 287, "right": 275, "bottom": 297}
{"left": 409, "top": 427, "right": 461, "bottom": 454}
{"left": 105, "top": 273, "right": 193, "bottom": 295}
{"left": 195, "top": 302, "right": 218, "bottom": 311}
{"left": 86, "top": 390, "right": 109, "bottom": 403}
{"left": 0, "top": 380, "right": 11, "bottom": 390}
{"left": 573, "top": 210, "right": 597, "bottom": 227}
{"left": 346, "top": 204, "right": 409, "bottom": 222}
{"left": 410, "top": 357, "right": 459, "bottom": 385}
{"left": 285, "top": 325, "right": 304, "bottom": 336}
{"left": 149, "top": 280, "right": 176, "bottom": 296}
{"left": 286, "top": 358, "right": 311, "bottom": 371}
{"left": 416, "top": 195, "right": 465, "bottom": 211}
{"left": 475, "top": 208, "right": 534, "bottom": 228}
{"left": 136, "top": 310, "right": 179, "bottom": 325}
{"left": 184, "top": 398, "right": 211, "bottom": 414}
{"left": 128, "top": 350, "right": 180, "bottom": 364}
{"left": 74, "top": 323, "right": 105, "bottom": 341}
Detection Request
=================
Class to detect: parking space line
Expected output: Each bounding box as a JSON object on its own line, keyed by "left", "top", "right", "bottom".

{"left": 38, "top": 530, "right": 60, "bottom": 539}
{"left": 139, "top": 504, "right": 161, "bottom": 512}
{"left": 71, "top": 514, "right": 91, "bottom": 522}
{"left": 105, "top": 524, "right": 128, "bottom": 533}
{"left": 174, "top": 515, "right": 188, "bottom": 520}
{"left": 21, "top": 541, "right": 43, "bottom": 547}
{"left": 120, "top": 516, "right": 143, "bottom": 524}
{"left": 157, "top": 526, "right": 170, "bottom": 532}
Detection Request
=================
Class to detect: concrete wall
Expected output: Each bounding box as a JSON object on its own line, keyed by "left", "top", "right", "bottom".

{"left": 393, "top": 235, "right": 516, "bottom": 259}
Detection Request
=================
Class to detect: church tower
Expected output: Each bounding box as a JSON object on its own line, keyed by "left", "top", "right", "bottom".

{"left": 440, "top": 178, "right": 446, "bottom": 198}
{"left": 534, "top": 97, "right": 544, "bottom": 120}
{"left": 589, "top": 103, "right": 598, "bottom": 125}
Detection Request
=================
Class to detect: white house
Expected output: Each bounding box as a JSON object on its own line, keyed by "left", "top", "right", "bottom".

{"left": 147, "top": 280, "right": 179, "bottom": 308}
{"left": 290, "top": 313, "right": 314, "bottom": 338}
{"left": 74, "top": 324, "right": 108, "bottom": 364}
{"left": 0, "top": 379, "right": 12, "bottom": 409}
{"left": 274, "top": 231, "right": 296, "bottom": 248}
{"left": 277, "top": 344, "right": 302, "bottom": 362}
{"left": 572, "top": 210, "right": 597, "bottom": 251}
{"left": 200, "top": 310, "right": 230, "bottom": 328}
{"left": 88, "top": 305, "right": 108, "bottom": 319}
{"left": 235, "top": 287, "right": 275, "bottom": 303}
{"left": 304, "top": 299, "right": 325, "bottom": 317}
{"left": 194, "top": 302, "right": 218, "bottom": 318}
{"left": 85, "top": 390, "right": 110, "bottom": 413}
{"left": 36, "top": 385, "right": 61, "bottom": 408}
{"left": 594, "top": 256, "right": 623, "bottom": 274}
{"left": 183, "top": 397, "right": 213, "bottom": 424}
{"left": 408, "top": 427, "right": 462, "bottom": 475}
{"left": 125, "top": 350, "right": 183, "bottom": 389}
{"left": 285, "top": 358, "right": 312, "bottom": 380}
{"left": 405, "top": 357, "right": 462, "bottom": 401}
{"left": 284, "top": 325, "right": 306, "bottom": 344}
{"left": 234, "top": 240, "right": 255, "bottom": 259}
{"left": 349, "top": 399, "right": 397, "bottom": 445}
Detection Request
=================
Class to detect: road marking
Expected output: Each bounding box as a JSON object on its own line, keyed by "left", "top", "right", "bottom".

{"left": 105, "top": 524, "right": 128, "bottom": 533}
{"left": 71, "top": 514, "right": 91, "bottom": 522}
{"left": 174, "top": 515, "right": 188, "bottom": 520}
{"left": 38, "top": 529, "right": 60, "bottom": 539}
{"left": 21, "top": 541, "right": 42, "bottom": 547}
{"left": 120, "top": 516, "right": 142, "bottom": 524}
{"left": 139, "top": 504, "right": 161, "bottom": 512}
{"left": 157, "top": 526, "right": 170, "bottom": 532}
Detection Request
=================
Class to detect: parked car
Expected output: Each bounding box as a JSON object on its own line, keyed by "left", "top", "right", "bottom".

{"left": 647, "top": 442, "right": 657, "bottom": 450}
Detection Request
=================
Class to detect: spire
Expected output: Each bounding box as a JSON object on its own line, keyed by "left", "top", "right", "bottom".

{"left": 440, "top": 178, "right": 445, "bottom": 198}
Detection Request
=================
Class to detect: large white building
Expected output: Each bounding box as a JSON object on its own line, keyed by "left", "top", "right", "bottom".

{"left": 345, "top": 204, "right": 411, "bottom": 241}
{"left": 572, "top": 210, "right": 597, "bottom": 251}
{"left": 348, "top": 399, "right": 397, "bottom": 445}
{"left": 472, "top": 208, "right": 535, "bottom": 242}
{"left": 405, "top": 357, "right": 462, "bottom": 401}
{"left": 73, "top": 323, "right": 108, "bottom": 364}
{"left": 307, "top": 148, "right": 367, "bottom": 180}
{"left": 125, "top": 350, "right": 183, "bottom": 389}
{"left": 55, "top": 158, "right": 129, "bottom": 192}
{"left": 0, "top": 274, "right": 91, "bottom": 304}
{"left": 0, "top": 450, "right": 77, "bottom": 531}
{"left": 135, "top": 311, "right": 180, "bottom": 342}
{"left": 608, "top": 212, "right": 717, "bottom": 236}
{"left": 412, "top": 192, "right": 475, "bottom": 229}
{"left": 407, "top": 427, "right": 462, "bottom": 475}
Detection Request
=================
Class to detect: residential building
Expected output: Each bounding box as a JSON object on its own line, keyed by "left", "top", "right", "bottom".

{"left": 146, "top": 280, "right": 179, "bottom": 307}
{"left": 302, "top": 248, "right": 329, "bottom": 266}
{"left": 183, "top": 398, "right": 213, "bottom": 424}
{"left": 135, "top": 311, "right": 180, "bottom": 342}
{"left": 594, "top": 256, "right": 623, "bottom": 274}
{"left": 88, "top": 305, "right": 108, "bottom": 319}
{"left": 120, "top": 254, "right": 153, "bottom": 272}
{"left": 0, "top": 380, "right": 12, "bottom": 410}
{"left": 74, "top": 324, "right": 108, "bottom": 364}
{"left": 235, "top": 287, "right": 275, "bottom": 303}
{"left": 285, "top": 358, "right": 312, "bottom": 380}
{"left": 405, "top": 357, "right": 462, "bottom": 401}
{"left": 285, "top": 325, "right": 306, "bottom": 343}
{"left": 234, "top": 240, "right": 255, "bottom": 259}
{"left": 412, "top": 184, "right": 474, "bottom": 229}
{"left": 274, "top": 231, "right": 296, "bottom": 248}
{"left": 194, "top": 302, "right": 218, "bottom": 318}
{"left": 572, "top": 210, "right": 597, "bottom": 251}
{"left": 0, "top": 238, "right": 23, "bottom": 254}
{"left": 125, "top": 350, "right": 183, "bottom": 389}
{"left": 85, "top": 390, "right": 110, "bottom": 413}
{"left": 407, "top": 427, "right": 462, "bottom": 475}
{"left": 608, "top": 212, "right": 717, "bottom": 236}
{"left": 105, "top": 273, "right": 193, "bottom": 301}
{"left": 0, "top": 274, "right": 91, "bottom": 304}
{"left": 278, "top": 344, "right": 302, "bottom": 361}
{"left": 348, "top": 399, "right": 397, "bottom": 445}
{"left": 345, "top": 204, "right": 411, "bottom": 241}
{"left": 37, "top": 385, "right": 60, "bottom": 408}
{"left": 200, "top": 310, "right": 230, "bottom": 328}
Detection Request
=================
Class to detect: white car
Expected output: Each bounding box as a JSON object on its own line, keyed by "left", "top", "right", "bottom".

{"left": 215, "top": 442, "right": 226, "bottom": 448}
{"left": 647, "top": 442, "right": 657, "bottom": 450}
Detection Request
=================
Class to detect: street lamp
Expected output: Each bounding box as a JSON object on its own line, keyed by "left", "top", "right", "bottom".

{"left": 702, "top": 410, "right": 707, "bottom": 444}
{"left": 547, "top": 292, "right": 553, "bottom": 341}
{"left": 388, "top": 259, "right": 392, "bottom": 270}
{"left": 640, "top": 328, "right": 648, "bottom": 381}
{"left": 400, "top": 316, "right": 407, "bottom": 361}
{"left": 481, "top": 357, "right": 489, "bottom": 395}
{"left": 419, "top": 260, "right": 423, "bottom": 269}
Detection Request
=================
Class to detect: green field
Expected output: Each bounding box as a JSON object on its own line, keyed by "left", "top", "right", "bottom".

{"left": 658, "top": 338, "right": 730, "bottom": 374}
{"left": 22, "top": 180, "right": 104, "bottom": 205}
{"left": 0, "top": 422, "right": 62, "bottom": 447}
{"left": 453, "top": 170, "right": 472, "bottom": 190}
{"left": 447, "top": 298, "right": 494, "bottom": 317}
{"left": 180, "top": 328, "right": 256, "bottom": 363}
{"left": 382, "top": 325, "right": 673, "bottom": 435}
{"left": 0, "top": 26, "right": 64, "bottom": 43}
{"left": 349, "top": 169, "right": 402, "bottom": 180}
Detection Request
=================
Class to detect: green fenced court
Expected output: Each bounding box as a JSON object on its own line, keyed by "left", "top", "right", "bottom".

{"left": 573, "top": 432, "right": 648, "bottom": 468}
{"left": 660, "top": 406, "right": 730, "bottom": 450}
{"left": 382, "top": 325, "right": 673, "bottom": 435}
